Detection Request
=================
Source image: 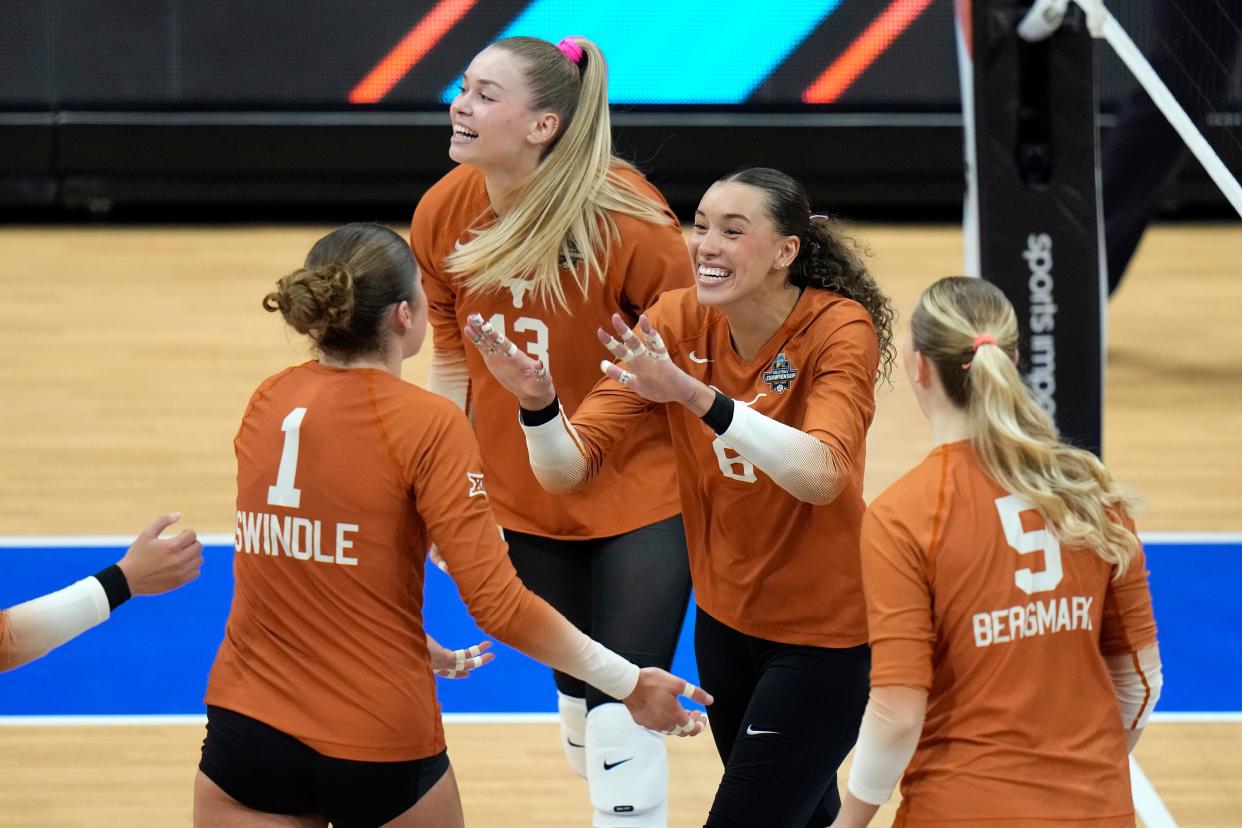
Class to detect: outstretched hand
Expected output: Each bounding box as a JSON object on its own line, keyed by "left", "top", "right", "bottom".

{"left": 116, "top": 513, "right": 204, "bottom": 596}
{"left": 598, "top": 315, "right": 713, "bottom": 415}
{"left": 623, "top": 667, "right": 713, "bottom": 737}
{"left": 464, "top": 313, "right": 556, "bottom": 410}
{"left": 429, "top": 637, "right": 495, "bottom": 679}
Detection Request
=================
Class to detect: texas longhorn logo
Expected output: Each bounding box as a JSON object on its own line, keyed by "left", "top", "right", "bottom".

{"left": 762, "top": 353, "right": 798, "bottom": 394}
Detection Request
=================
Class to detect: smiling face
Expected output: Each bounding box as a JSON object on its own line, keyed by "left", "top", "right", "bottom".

{"left": 688, "top": 181, "right": 801, "bottom": 314}
{"left": 447, "top": 46, "right": 552, "bottom": 174}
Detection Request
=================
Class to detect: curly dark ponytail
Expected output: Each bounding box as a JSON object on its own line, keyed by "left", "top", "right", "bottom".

{"left": 719, "top": 167, "right": 896, "bottom": 384}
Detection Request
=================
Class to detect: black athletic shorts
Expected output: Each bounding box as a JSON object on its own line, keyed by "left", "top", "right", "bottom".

{"left": 199, "top": 705, "right": 450, "bottom": 828}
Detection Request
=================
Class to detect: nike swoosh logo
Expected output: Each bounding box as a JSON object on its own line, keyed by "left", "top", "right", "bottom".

{"left": 746, "top": 725, "right": 779, "bottom": 736}
{"left": 566, "top": 738, "right": 584, "bottom": 748}
{"left": 688, "top": 351, "right": 711, "bottom": 363}
{"left": 742, "top": 392, "right": 767, "bottom": 406}
{"left": 603, "top": 757, "right": 633, "bottom": 771}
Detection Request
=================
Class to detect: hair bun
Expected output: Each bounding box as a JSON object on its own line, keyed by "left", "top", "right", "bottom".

{"left": 262, "top": 263, "right": 356, "bottom": 336}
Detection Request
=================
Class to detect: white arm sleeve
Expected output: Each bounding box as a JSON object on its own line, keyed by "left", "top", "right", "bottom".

{"left": 521, "top": 407, "right": 591, "bottom": 494}
{"left": 558, "top": 630, "right": 641, "bottom": 701}
{"left": 846, "top": 687, "right": 927, "bottom": 806}
{"left": 1105, "top": 643, "right": 1163, "bottom": 729}
{"left": 717, "top": 401, "right": 844, "bottom": 505}
{"left": 0, "top": 577, "right": 111, "bottom": 672}
{"left": 427, "top": 347, "right": 470, "bottom": 413}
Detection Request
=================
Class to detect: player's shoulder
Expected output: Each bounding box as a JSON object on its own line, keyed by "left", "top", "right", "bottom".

{"left": 370, "top": 373, "right": 476, "bottom": 446}
{"left": 870, "top": 447, "right": 956, "bottom": 521}
{"left": 413, "top": 165, "right": 487, "bottom": 229}
{"left": 648, "top": 286, "right": 705, "bottom": 328}
{"left": 371, "top": 371, "right": 458, "bottom": 415}
{"left": 245, "top": 362, "right": 311, "bottom": 407}
{"left": 805, "top": 290, "right": 874, "bottom": 334}
{"left": 607, "top": 166, "right": 678, "bottom": 235}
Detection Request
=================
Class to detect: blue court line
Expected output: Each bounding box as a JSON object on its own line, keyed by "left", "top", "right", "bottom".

{"left": 438, "top": 1, "right": 843, "bottom": 104}
{"left": 0, "top": 538, "right": 1238, "bottom": 716}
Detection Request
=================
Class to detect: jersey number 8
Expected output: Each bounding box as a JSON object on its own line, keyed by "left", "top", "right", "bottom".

{"left": 712, "top": 439, "right": 756, "bottom": 483}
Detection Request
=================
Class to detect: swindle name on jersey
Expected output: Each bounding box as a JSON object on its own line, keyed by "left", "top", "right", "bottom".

{"left": 234, "top": 510, "right": 359, "bottom": 566}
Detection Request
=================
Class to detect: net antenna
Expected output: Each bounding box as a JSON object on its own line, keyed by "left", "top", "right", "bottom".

{"left": 1018, "top": 0, "right": 1242, "bottom": 218}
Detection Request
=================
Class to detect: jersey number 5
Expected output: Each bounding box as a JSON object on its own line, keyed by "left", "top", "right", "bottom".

{"left": 488, "top": 313, "right": 549, "bottom": 366}
{"left": 995, "top": 494, "right": 1063, "bottom": 595}
{"left": 267, "top": 407, "right": 307, "bottom": 508}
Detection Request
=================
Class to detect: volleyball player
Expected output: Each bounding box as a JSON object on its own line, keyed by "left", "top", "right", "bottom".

{"left": 467, "top": 167, "right": 897, "bottom": 827}
{"left": 411, "top": 35, "right": 693, "bottom": 827}
{"left": 194, "top": 223, "right": 709, "bottom": 828}
{"left": 0, "top": 513, "right": 202, "bottom": 671}
{"left": 830, "top": 276, "right": 1162, "bottom": 827}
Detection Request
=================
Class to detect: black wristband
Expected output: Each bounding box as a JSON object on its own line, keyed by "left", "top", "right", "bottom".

{"left": 519, "top": 396, "right": 561, "bottom": 427}
{"left": 92, "top": 564, "right": 132, "bottom": 611}
{"left": 700, "top": 390, "right": 735, "bottom": 435}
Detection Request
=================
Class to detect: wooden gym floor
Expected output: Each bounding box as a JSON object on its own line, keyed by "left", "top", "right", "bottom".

{"left": 0, "top": 223, "right": 1238, "bottom": 826}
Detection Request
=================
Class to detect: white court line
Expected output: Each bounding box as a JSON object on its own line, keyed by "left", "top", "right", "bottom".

{"left": 2, "top": 532, "right": 1240, "bottom": 549}
{"left": 1150, "top": 711, "right": 1242, "bottom": 723}
{"left": 0, "top": 534, "right": 234, "bottom": 548}
{"left": 1131, "top": 756, "right": 1178, "bottom": 828}
{"left": 1, "top": 712, "right": 1238, "bottom": 727}
{"left": 0, "top": 713, "right": 560, "bottom": 727}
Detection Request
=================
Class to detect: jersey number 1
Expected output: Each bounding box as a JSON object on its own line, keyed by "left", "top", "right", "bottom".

{"left": 267, "top": 407, "right": 308, "bottom": 508}
{"left": 995, "top": 494, "right": 1063, "bottom": 595}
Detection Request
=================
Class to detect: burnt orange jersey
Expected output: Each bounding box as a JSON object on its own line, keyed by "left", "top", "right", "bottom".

{"left": 862, "top": 441, "right": 1159, "bottom": 826}
{"left": 411, "top": 164, "right": 690, "bottom": 539}
{"left": 206, "top": 361, "right": 535, "bottom": 762}
{"left": 570, "top": 286, "right": 877, "bottom": 646}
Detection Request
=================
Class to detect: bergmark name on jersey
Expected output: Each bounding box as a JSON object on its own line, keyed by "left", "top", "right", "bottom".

{"left": 234, "top": 510, "right": 360, "bottom": 566}
{"left": 972, "top": 595, "right": 1093, "bottom": 648}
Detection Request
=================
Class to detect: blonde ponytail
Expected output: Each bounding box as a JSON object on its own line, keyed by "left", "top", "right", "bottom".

{"left": 444, "top": 36, "right": 673, "bottom": 311}
{"left": 912, "top": 277, "right": 1142, "bottom": 575}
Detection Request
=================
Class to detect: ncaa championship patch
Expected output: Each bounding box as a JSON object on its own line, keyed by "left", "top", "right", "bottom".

{"left": 762, "top": 353, "right": 798, "bottom": 394}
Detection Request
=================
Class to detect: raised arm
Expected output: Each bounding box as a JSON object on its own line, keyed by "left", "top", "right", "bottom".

{"left": 1, "top": 514, "right": 202, "bottom": 672}
{"left": 408, "top": 404, "right": 710, "bottom": 734}
{"left": 463, "top": 312, "right": 657, "bottom": 494}
{"left": 594, "top": 313, "right": 866, "bottom": 505}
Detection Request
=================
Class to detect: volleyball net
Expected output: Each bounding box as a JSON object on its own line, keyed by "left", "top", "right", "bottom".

{"left": 956, "top": 0, "right": 1240, "bottom": 458}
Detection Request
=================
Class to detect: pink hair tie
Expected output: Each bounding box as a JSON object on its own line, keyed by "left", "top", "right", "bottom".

{"left": 809, "top": 213, "right": 828, "bottom": 220}
{"left": 971, "top": 334, "right": 998, "bottom": 352}
{"left": 557, "top": 37, "right": 584, "bottom": 65}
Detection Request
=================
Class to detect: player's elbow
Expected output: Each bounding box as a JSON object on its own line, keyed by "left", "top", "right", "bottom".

{"left": 788, "top": 468, "right": 846, "bottom": 506}
{"left": 530, "top": 463, "right": 590, "bottom": 495}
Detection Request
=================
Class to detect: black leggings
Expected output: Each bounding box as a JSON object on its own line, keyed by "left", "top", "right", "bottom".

{"left": 506, "top": 515, "right": 691, "bottom": 710}
{"left": 694, "top": 607, "right": 870, "bottom": 828}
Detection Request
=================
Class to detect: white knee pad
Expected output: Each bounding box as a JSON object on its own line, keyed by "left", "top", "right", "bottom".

{"left": 557, "top": 692, "right": 587, "bottom": 779}
{"left": 585, "top": 702, "right": 669, "bottom": 827}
